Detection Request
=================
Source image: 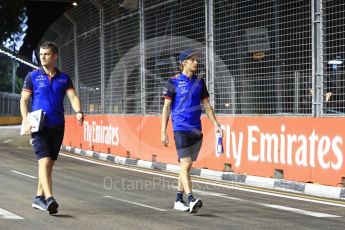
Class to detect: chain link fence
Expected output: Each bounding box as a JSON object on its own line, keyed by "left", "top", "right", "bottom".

{"left": 39, "top": 0, "right": 344, "bottom": 117}
{"left": 323, "top": 0, "right": 345, "bottom": 115}
{"left": 0, "top": 92, "right": 21, "bottom": 116}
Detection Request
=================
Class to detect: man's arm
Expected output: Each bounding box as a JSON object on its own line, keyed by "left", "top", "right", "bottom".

{"left": 66, "top": 89, "right": 84, "bottom": 125}
{"left": 201, "top": 97, "right": 222, "bottom": 134}
{"left": 20, "top": 91, "right": 32, "bottom": 134}
{"left": 161, "top": 98, "right": 172, "bottom": 146}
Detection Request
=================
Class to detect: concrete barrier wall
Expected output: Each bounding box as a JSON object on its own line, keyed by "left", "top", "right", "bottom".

{"left": 63, "top": 115, "right": 345, "bottom": 186}
{"left": 0, "top": 116, "right": 22, "bottom": 125}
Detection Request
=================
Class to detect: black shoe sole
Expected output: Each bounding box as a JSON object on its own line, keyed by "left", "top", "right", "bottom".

{"left": 190, "top": 200, "right": 203, "bottom": 213}
{"left": 47, "top": 201, "right": 59, "bottom": 214}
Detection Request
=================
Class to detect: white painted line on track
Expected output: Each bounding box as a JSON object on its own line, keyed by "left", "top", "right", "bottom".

{"left": 60, "top": 153, "right": 345, "bottom": 208}
{"left": 0, "top": 208, "right": 24, "bottom": 219}
{"left": 209, "top": 184, "right": 345, "bottom": 208}
{"left": 261, "top": 204, "right": 341, "bottom": 218}
{"left": 60, "top": 153, "right": 177, "bottom": 179}
{"left": 214, "top": 194, "right": 341, "bottom": 218}
{"left": 2, "top": 139, "right": 12, "bottom": 143}
{"left": 104, "top": 195, "right": 168, "bottom": 212}
{"left": 10, "top": 170, "right": 37, "bottom": 179}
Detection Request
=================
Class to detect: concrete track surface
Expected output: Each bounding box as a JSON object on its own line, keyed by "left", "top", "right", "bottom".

{"left": 0, "top": 126, "right": 345, "bottom": 230}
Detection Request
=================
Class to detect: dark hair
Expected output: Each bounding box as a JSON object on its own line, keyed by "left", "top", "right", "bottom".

{"left": 40, "top": 41, "right": 59, "bottom": 54}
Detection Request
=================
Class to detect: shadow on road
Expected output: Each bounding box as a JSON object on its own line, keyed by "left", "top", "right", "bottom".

{"left": 50, "top": 214, "right": 75, "bottom": 218}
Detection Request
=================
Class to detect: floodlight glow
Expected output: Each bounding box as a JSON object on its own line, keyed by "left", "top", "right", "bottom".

{"left": 0, "top": 47, "right": 39, "bottom": 69}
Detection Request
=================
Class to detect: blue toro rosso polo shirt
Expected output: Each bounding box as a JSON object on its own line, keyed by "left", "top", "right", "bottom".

{"left": 163, "top": 73, "right": 209, "bottom": 132}
{"left": 23, "top": 68, "right": 74, "bottom": 127}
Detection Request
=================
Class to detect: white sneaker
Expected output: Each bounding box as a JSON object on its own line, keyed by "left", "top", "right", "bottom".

{"left": 189, "top": 199, "right": 203, "bottom": 213}
{"left": 174, "top": 200, "right": 189, "bottom": 211}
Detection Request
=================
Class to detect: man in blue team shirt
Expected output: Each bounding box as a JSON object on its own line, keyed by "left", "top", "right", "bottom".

{"left": 161, "top": 48, "right": 222, "bottom": 213}
{"left": 20, "top": 41, "right": 84, "bottom": 214}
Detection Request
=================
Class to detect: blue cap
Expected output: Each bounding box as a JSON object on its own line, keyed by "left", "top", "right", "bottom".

{"left": 178, "top": 48, "right": 199, "bottom": 63}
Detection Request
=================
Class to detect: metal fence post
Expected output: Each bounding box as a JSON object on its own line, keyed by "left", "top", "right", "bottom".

{"left": 64, "top": 13, "right": 79, "bottom": 94}
{"left": 205, "top": 0, "right": 215, "bottom": 107}
{"left": 312, "top": 0, "right": 323, "bottom": 117}
{"left": 12, "top": 59, "right": 16, "bottom": 93}
{"left": 273, "top": 0, "right": 283, "bottom": 113}
{"left": 89, "top": 0, "right": 105, "bottom": 113}
{"left": 139, "top": 0, "right": 146, "bottom": 115}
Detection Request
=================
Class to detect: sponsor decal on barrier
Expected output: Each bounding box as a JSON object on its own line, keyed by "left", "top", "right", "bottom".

{"left": 222, "top": 124, "right": 343, "bottom": 170}
{"left": 84, "top": 120, "right": 119, "bottom": 147}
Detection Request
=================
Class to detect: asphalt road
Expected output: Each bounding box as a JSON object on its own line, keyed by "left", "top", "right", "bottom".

{"left": 1, "top": 126, "right": 345, "bottom": 230}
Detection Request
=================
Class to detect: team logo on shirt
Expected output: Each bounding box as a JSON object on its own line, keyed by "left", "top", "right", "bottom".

{"left": 177, "top": 81, "right": 187, "bottom": 88}
{"left": 36, "top": 75, "right": 46, "bottom": 81}
{"left": 177, "top": 81, "right": 188, "bottom": 94}
{"left": 38, "top": 81, "right": 47, "bottom": 88}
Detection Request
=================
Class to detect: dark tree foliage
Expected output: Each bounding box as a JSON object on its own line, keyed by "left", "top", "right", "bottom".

{"left": 0, "top": 56, "right": 23, "bottom": 93}
{"left": 0, "top": 0, "right": 26, "bottom": 43}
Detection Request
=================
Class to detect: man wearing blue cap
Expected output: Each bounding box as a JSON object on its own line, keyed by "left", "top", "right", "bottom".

{"left": 161, "top": 48, "right": 222, "bottom": 213}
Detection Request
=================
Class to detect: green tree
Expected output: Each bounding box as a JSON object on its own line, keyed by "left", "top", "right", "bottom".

{"left": 0, "top": 0, "right": 26, "bottom": 44}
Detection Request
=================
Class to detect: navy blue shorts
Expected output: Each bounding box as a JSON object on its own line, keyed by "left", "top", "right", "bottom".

{"left": 31, "top": 126, "right": 65, "bottom": 161}
{"left": 174, "top": 131, "right": 203, "bottom": 162}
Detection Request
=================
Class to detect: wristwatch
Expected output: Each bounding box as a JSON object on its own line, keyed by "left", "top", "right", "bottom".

{"left": 76, "top": 111, "right": 83, "bottom": 115}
